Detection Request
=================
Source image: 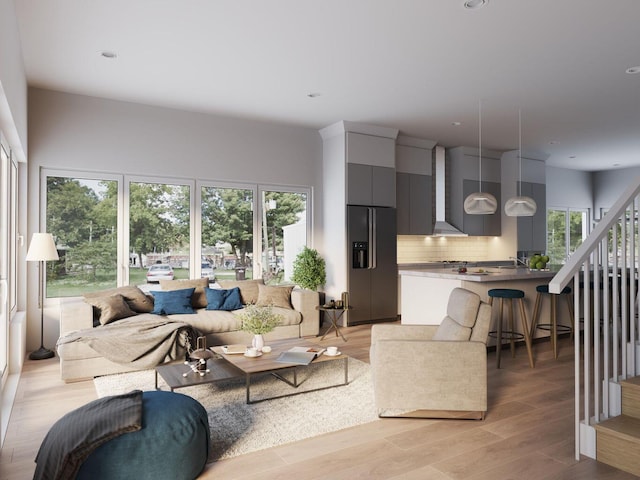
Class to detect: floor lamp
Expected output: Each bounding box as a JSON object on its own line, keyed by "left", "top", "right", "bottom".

{"left": 26, "top": 233, "right": 59, "bottom": 360}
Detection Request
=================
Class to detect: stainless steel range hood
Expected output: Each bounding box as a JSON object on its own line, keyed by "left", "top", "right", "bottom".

{"left": 433, "top": 146, "right": 468, "bottom": 237}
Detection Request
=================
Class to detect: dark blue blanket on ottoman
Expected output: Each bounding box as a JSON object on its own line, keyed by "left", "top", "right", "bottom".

{"left": 35, "top": 390, "right": 210, "bottom": 480}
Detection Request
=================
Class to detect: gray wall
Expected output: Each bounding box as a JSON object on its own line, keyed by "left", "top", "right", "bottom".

{"left": 27, "top": 88, "right": 324, "bottom": 350}
{"left": 592, "top": 166, "right": 640, "bottom": 220}
{"left": 546, "top": 166, "right": 593, "bottom": 211}
{"left": 28, "top": 88, "right": 322, "bottom": 186}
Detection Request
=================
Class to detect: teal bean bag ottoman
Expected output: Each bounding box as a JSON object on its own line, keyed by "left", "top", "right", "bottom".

{"left": 77, "top": 390, "right": 210, "bottom": 480}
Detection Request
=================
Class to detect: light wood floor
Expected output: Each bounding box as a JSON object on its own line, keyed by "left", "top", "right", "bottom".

{"left": 1, "top": 323, "right": 638, "bottom": 480}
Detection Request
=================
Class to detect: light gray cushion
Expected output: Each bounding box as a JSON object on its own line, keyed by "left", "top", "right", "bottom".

{"left": 433, "top": 316, "right": 472, "bottom": 341}
{"left": 470, "top": 303, "right": 492, "bottom": 344}
{"left": 446, "top": 288, "right": 481, "bottom": 328}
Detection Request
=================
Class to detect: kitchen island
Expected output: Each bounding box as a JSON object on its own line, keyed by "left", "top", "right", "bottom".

{"left": 399, "top": 266, "right": 570, "bottom": 342}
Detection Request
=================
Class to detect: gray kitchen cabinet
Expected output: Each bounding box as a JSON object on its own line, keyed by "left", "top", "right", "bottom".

{"left": 397, "top": 172, "right": 432, "bottom": 235}
{"left": 346, "top": 163, "right": 372, "bottom": 206}
{"left": 346, "top": 131, "right": 395, "bottom": 168}
{"left": 347, "top": 162, "right": 395, "bottom": 207}
{"left": 517, "top": 181, "right": 547, "bottom": 252}
{"left": 345, "top": 131, "right": 396, "bottom": 207}
{"left": 462, "top": 179, "right": 501, "bottom": 236}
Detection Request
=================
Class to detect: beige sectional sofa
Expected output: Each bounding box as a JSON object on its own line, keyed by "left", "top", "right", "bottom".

{"left": 57, "top": 279, "right": 320, "bottom": 382}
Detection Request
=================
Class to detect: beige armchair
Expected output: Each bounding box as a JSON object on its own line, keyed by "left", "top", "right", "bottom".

{"left": 370, "top": 287, "right": 492, "bottom": 420}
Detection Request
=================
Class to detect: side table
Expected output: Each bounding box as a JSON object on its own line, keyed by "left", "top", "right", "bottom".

{"left": 317, "top": 306, "right": 351, "bottom": 342}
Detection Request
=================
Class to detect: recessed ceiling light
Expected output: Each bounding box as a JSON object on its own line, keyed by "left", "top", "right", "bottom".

{"left": 100, "top": 51, "right": 117, "bottom": 59}
{"left": 451, "top": 121, "right": 462, "bottom": 126}
{"left": 464, "top": 0, "right": 488, "bottom": 9}
{"left": 307, "top": 92, "right": 321, "bottom": 98}
{"left": 626, "top": 66, "right": 640, "bottom": 74}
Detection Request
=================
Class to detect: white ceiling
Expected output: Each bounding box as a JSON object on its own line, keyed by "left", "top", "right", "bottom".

{"left": 14, "top": 0, "right": 640, "bottom": 171}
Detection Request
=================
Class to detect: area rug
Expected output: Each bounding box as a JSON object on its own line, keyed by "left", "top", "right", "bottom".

{"left": 94, "top": 357, "right": 378, "bottom": 461}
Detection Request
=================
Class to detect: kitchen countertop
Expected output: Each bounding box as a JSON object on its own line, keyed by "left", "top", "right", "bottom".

{"left": 398, "top": 266, "right": 558, "bottom": 282}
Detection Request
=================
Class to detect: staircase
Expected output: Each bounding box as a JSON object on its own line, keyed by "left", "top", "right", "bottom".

{"left": 549, "top": 175, "right": 640, "bottom": 464}
{"left": 594, "top": 376, "right": 640, "bottom": 475}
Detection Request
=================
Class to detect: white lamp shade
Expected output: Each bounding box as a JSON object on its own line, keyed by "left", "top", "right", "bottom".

{"left": 464, "top": 192, "right": 497, "bottom": 215}
{"left": 504, "top": 196, "right": 537, "bottom": 216}
{"left": 26, "top": 233, "right": 59, "bottom": 262}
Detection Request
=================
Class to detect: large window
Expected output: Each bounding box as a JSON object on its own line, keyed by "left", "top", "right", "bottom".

{"left": 0, "top": 137, "right": 18, "bottom": 385}
{"left": 128, "top": 179, "right": 192, "bottom": 286}
{"left": 547, "top": 208, "right": 589, "bottom": 265}
{"left": 43, "top": 170, "right": 311, "bottom": 297}
{"left": 260, "top": 188, "right": 308, "bottom": 285}
{"left": 201, "top": 184, "right": 255, "bottom": 282}
{"left": 46, "top": 174, "right": 120, "bottom": 296}
{"left": 0, "top": 142, "right": 10, "bottom": 380}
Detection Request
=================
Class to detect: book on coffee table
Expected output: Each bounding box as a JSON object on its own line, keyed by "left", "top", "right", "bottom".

{"left": 275, "top": 346, "right": 325, "bottom": 365}
{"left": 221, "top": 344, "right": 247, "bottom": 355}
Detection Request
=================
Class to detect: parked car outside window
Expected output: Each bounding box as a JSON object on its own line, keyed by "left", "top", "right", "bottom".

{"left": 201, "top": 262, "right": 216, "bottom": 281}
{"left": 146, "top": 263, "right": 174, "bottom": 283}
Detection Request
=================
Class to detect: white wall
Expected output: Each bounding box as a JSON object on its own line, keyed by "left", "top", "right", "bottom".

{"left": 27, "top": 88, "right": 323, "bottom": 350}
{"left": 0, "top": 0, "right": 27, "bottom": 162}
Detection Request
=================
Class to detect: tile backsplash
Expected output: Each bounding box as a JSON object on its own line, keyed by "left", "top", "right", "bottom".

{"left": 397, "top": 235, "right": 502, "bottom": 263}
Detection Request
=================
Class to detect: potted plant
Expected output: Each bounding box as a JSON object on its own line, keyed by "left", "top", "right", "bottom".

{"left": 291, "top": 246, "right": 326, "bottom": 291}
{"left": 239, "top": 304, "right": 283, "bottom": 351}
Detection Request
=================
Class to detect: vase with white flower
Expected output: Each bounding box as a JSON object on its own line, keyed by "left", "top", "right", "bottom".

{"left": 239, "top": 303, "right": 283, "bottom": 352}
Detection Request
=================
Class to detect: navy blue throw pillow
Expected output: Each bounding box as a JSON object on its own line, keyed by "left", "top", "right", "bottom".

{"left": 151, "top": 288, "right": 196, "bottom": 315}
{"left": 205, "top": 287, "right": 243, "bottom": 311}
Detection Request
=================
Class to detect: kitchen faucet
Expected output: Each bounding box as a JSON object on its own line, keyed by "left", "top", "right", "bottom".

{"left": 509, "top": 256, "right": 528, "bottom": 267}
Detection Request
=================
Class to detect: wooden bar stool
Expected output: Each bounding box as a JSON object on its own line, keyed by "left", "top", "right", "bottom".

{"left": 530, "top": 284, "right": 574, "bottom": 359}
{"left": 487, "top": 288, "right": 534, "bottom": 369}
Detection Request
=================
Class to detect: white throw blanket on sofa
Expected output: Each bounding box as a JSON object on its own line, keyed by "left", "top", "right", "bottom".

{"left": 57, "top": 316, "right": 197, "bottom": 369}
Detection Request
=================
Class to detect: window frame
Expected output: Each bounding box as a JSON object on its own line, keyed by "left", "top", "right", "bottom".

{"left": 197, "top": 180, "right": 258, "bottom": 280}
{"left": 257, "top": 184, "right": 312, "bottom": 281}
{"left": 41, "top": 168, "right": 124, "bottom": 295}
{"left": 41, "top": 169, "right": 313, "bottom": 297}
{"left": 125, "top": 175, "right": 195, "bottom": 285}
{"left": 547, "top": 206, "right": 590, "bottom": 264}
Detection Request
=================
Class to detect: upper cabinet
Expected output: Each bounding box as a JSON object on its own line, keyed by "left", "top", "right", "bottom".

{"left": 516, "top": 181, "right": 547, "bottom": 252}
{"left": 448, "top": 146, "right": 502, "bottom": 236}
{"left": 395, "top": 137, "right": 436, "bottom": 235}
{"left": 346, "top": 132, "right": 396, "bottom": 207}
{"left": 347, "top": 162, "right": 396, "bottom": 207}
{"left": 501, "top": 150, "right": 548, "bottom": 253}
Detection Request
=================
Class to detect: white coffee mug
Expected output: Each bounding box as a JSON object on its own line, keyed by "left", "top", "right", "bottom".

{"left": 246, "top": 347, "right": 258, "bottom": 356}
{"left": 326, "top": 346, "right": 338, "bottom": 355}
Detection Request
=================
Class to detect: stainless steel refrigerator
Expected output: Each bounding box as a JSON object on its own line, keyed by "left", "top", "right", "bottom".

{"left": 347, "top": 205, "right": 397, "bottom": 325}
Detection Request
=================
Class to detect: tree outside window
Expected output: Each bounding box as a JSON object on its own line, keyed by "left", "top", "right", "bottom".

{"left": 46, "top": 177, "right": 118, "bottom": 296}
{"left": 547, "top": 208, "right": 588, "bottom": 265}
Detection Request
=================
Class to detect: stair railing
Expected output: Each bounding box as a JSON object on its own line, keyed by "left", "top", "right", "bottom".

{"left": 550, "top": 175, "right": 640, "bottom": 460}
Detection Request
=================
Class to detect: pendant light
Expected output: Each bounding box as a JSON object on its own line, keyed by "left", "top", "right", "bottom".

{"left": 464, "top": 100, "right": 497, "bottom": 215}
{"left": 505, "top": 108, "right": 537, "bottom": 216}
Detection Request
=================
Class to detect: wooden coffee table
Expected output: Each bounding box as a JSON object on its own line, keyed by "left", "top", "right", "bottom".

{"left": 155, "top": 357, "right": 241, "bottom": 392}
{"left": 211, "top": 338, "right": 349, "bottom": 404}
